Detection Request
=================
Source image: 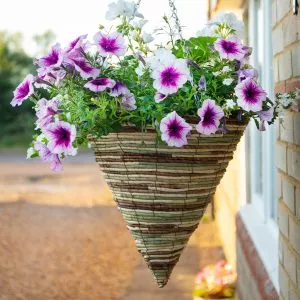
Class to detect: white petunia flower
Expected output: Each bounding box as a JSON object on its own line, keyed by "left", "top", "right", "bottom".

{"left": 223, "top": 78, "right": 234, "bottom": 86}
{"left": 142, "top": 32, "right": 154, "bottom": 43}
{"left": 222, "top": 66, "right": 231, "bottom": 73}
{"left": 225, "top": 99, "right": 236, "bottom": 109}
{"left": 26, "top": 147, "right": 35, "bottom": 159}
{"left": 135, "top": 61, "right": 146, "bottom": 77}
{"left": 133, "top": 19, "right": 148, "bottom": 28}
{"left": 208, "top": 12, "right": 244, "bottom": 39}
{"left": 106, "top": 0, "right": 144, "bottom": 20}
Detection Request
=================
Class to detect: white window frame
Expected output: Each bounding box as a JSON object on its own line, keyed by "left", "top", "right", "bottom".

{"left": 242, "top": 0, "right": 279, "bottom": 291}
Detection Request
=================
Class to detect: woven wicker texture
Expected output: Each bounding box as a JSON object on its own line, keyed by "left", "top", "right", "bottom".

{"left": 90, "top": 119, "right": 247, "bottom": 287}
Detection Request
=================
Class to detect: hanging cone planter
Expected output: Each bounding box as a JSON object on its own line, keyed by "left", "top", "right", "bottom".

{"left": 89, "top": 118, "right": 247, "bottom": 287}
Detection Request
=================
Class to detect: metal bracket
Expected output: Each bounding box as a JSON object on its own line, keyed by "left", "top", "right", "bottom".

{"left": 293, "top": 0, "right": 299, "bottom": 15}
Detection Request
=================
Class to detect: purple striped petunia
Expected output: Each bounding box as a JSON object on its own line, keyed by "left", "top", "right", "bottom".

{"left": 34, "top": 141, "right": 63, "bottom": 172}
{"left": 84, "top": 78, "right": 116, "bottom": 92}
{"left": 196, "top": 99, "right": 224, "bottom": 135}
{"left": 109, "top": 81, "right": 130, "bottom": 97}
{"left": 160, "top": 111, "right": 192, "bottom": 147}
{"left": 36, "top": 98, "right": 60, "bottom": 129}
{"left": 44, "top": 121, "right": 76, "bottom": 155}
{"left": 94, "top": 32, "right": 127, "bottom": 57}
{"left": 214, "top": 36, "right": 245, "bottom": 61}
{"left": 235, "top": 78, "right": 266, "bottom": 112}
{"left": 37, "top": 43, "right": 64, "bottom": 73}
{"left": 11, "top": 74, "right": 35, "bottom": 107}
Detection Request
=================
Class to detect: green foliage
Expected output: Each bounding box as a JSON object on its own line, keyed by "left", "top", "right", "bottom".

{"left": 0, "top": 31, "right": 35, "bottom": 146}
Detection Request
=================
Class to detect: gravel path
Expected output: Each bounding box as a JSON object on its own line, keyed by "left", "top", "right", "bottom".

{"left": 0, "top": 154, "right": 224, "bottom": 300}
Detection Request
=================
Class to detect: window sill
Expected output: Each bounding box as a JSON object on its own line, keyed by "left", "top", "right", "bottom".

{"left": 239, "top": 204, "right": 279, "bottom": 292}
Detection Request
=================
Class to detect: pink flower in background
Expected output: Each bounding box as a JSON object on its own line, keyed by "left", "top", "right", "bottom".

{"left": 109, "top": 81, "right": 130, "bottom": 97}
{"left": 44, "top": 121, "right": 76, "bottom": 155}
{"left": 34, "top": 141, "right": 63, "bottom": 172}
{"left": 160, "top": 111, "right": 192, "bottom": 147}
{"left": 84, "top": 78, "right": 116, "bottom": 92}
{"left": 235, "top": 78, "right": 266, "bottom": 112}
{"left": 69, "top": 58, "right": 100, "bottom": 79}
{"left": 11, "top": 74, "right": 34, "bottom": 107}
{"left": 121, "top": 93, "right": 136, "bottom": 111}
{"left": 214, "top": 37, "right": 245, "bottom": 61}
{"left": 196, "top": 99, "right": 224, "bottom": 135}
{"left": 152, "top": 58, "right": 191, "bottom": 95}
{"left": 154, "top": 92, "right": 167, "bottom": 103}
{"left": 37, "top": 43, "right": 64, "bottom": 73}
{"left": 94, "top": 32, "right": 127, "bottom": 56}
{"left": 36, "top": 98, "right": 60, "bottom": 128}
{"left": 65, "top": 34, "right": 88, "bottom": 55}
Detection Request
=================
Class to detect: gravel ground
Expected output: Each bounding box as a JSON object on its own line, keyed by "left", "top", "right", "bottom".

{"left": 0, "top": 154, "right": 224, "bottom": 300}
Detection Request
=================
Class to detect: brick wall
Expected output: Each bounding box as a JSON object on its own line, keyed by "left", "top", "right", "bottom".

{"left": 273, "top": 0, "right": 300, "bottom": 299}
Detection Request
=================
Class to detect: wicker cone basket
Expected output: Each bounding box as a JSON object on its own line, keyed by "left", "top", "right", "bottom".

{"left": 89, "top": 118, "right": 247, "bottom": 288}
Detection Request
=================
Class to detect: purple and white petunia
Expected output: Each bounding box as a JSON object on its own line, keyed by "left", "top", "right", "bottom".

{"left": 237, "top": 68, "right": 258, "bottom": 83}
{"left": 11, "top": 74, "right": 35, "bottom": 107}
{"left": 37, "top": 43, "right": 64, "bottom": 74}
{"left": 44, "top": 121, "right": 77, "bottom": 155}
{"left": 196, "top": 99, "right": 224, "bottom": 135}
{"left": 94, "top": 32, "right": 127, "bottom": 57}
{"left": 36, "top": 97, "right": 60, "bottom": 129}
{"left": 151, "top": 58, "right": 191, "bottom": 95}
{"left": 121, "top": 93, "right": 137, "bottom": 111}
{"left": 69, "top": 58, "right": 100, "bottom": 79}
{"left": 109, "top": 81, "right": 130, "bottom": 97}
{"left": 257, "top": 106, "right": 274, "bottom": 131}
{"left": 235, "top": 78, "right": 266, "bottom": 112}
{"left": 84, "top": 78, "right": 116, "bottom": 92}
{"left": 65, "top": 34, "right": 88, "bottom": 55}
{"left": 160, "top": 111, "right": 192, "bottom": 147}
{"left": 34, "top": 141, "right": 63, "bottom": 172}
{"left": 214, "top": 36, "right": 245, "bottom": 61}
{"left": 154, "top": 92, "right": 167, "bottom": 103}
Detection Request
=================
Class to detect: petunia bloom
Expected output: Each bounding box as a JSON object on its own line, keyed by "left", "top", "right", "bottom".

{"left": 105, "top": 0, "right": 143, "bottom": 20}
{"left": 37, "top": 43, "right": 64, "bottom": 74}
{"left": 154, "top": 92, "right": 167, "bottom": 103}
{"left": 237, "top": 68, "right": 258, "bottom": 83}
{"left": 65, "top": 34, "right": 88, "bottom": 55}
{"left": 11, "top": 74, "right": 35, "bottom": 107}
{"left": 94, "top": 32, "right": 127, "bottom": 57}
{"left": 109, "top": 81, "right": 130, "bottom": 97}
{"left": 84, "top": 78, "right": 116, "bottom": 92}
{"left": 34, "top": 141, "right": 63, "bottom": 172}
{"left": 44, "top": 121, "right": 77, "bottom": 155}
{"left": 198, "top": 76, "right": 206, "bottom": 91}
{"left": 121, "top": 93, "right": 137, "bottom": 110}
{"left": 151, "top": 58, "right": 191, "bottom": 95}
{"left": 160, "top": 111, "right": 192, "bottom": 147}
{"left": 214, "top": 36, "right": 245, "bottom": 61}
{"left": 36, "top": 97, "right": 60, "bottom": 129}
{"left": 235, "top": 78, "right": 266, "bottom": 112}
{"left": 196, "top": 99, "right": 224, "bottom": 135}
{"left": 257, "top": 106, "right": 275, "bottom": 131}
{"left": 69, "top": 57, "right": 100, "bottom": 79}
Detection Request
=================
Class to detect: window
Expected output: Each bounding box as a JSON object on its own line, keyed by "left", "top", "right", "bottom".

{"left": 240, "top": 0, "right": 279, "bottom": 290}
{"left": 247, "top": 0, "right": 277, "bottom": 223}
